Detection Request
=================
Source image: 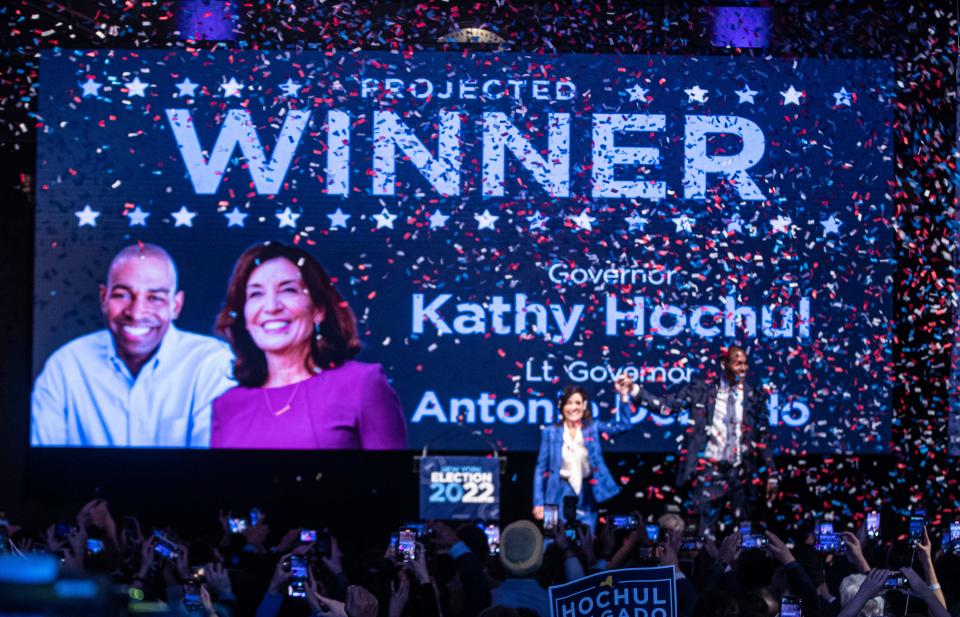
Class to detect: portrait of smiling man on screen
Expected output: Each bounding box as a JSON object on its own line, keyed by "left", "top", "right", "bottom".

{"left": 31, "top": 243, "right": 235, "bottom": 447}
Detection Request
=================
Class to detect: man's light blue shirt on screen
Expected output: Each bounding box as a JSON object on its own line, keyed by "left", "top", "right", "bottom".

{"left": 31, "top": 326, "right": 235, "bottom": 447}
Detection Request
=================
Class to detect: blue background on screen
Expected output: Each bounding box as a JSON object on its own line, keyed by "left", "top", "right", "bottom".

{"left": 35, "top": 50, "right": 893, "bottom": 452}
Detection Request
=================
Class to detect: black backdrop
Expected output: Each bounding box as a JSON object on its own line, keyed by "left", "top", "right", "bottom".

{"left": 0, "top": 1, "right": 955, "bottom": 540}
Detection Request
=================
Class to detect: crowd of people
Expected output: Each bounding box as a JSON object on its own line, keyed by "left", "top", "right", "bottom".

{"left": 0, "top": 497, "right": 957, "bottom": 617}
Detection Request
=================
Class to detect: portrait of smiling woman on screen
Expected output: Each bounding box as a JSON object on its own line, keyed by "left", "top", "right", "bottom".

{"left": 209, "top": 241, "right": 407, "bottom": 450}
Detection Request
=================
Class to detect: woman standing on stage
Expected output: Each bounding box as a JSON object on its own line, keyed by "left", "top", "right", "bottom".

{"left": 532, "top": 385, "right": 634, "bottom": 529}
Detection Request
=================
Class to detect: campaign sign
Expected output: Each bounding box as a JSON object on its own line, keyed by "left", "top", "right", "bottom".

{"left": 549, "top": 566, "right": 677, "bottom": 617}
{"left": 419, "top": 455, "right": 499, "bottom": 520}
{"left": 35, "top": 50, "right": 894, "bottom": 452}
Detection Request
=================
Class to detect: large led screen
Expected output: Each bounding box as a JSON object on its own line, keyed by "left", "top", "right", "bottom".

{"left": 34, "top": 50, "right": 893, "bottom": 451}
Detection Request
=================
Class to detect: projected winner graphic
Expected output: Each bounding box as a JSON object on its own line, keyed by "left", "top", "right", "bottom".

{"left": 34, "top": 50, "right": 893, "bottom": 451}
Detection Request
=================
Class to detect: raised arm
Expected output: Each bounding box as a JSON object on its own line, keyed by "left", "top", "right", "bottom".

{"left": 913, "top": 527, "right": 947, "bottom": 610}
{"left": 836, "top": 569, "right": 887, "bottom": 617}
{"left": 614, "top": 373, "right": 693, "bottom": 417}
{"left": 901, "top": 566, "right": 950, "bottom": 617}
{"left": 594, "top": 396, "right": 641, "bottom": 436}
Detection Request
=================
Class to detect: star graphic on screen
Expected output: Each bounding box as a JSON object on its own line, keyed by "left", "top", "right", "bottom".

{"left": 276, "top": 207, "right": 300, "bottom": 228}
{"left": 428, "top": 209, "right": 450, "bottom": 229}
{"left": 81, "top": 78, "right": 102, "bottom": 97}
{"left": 527, "top": 211, "right": 549, "bottom": 231}
{"left": 684, "top": 85, "right": 709, "bottom": 103}
{"left": 127, "top": 206, "right": 150, "bottom": 227}
{"left": 724, "top": 214, "right": 744, "bottom": 234}
{"left": 327, "top": 207, "right": 351, "bottom": 229}
{"left": 625, "top": 211, "right": 648, "bottom": 232}
{"left": 735, "top": 85, "right": 758, "bottom": 104}
{"left": 832, "top": 87, "right": 852, "bottom": 107}
{"left": 569, "top": 209, "right": 596, "bottom": 231}
{"left": 171, "top": 205, "right": 197, "bottom": 227}
{"left": 175, "top": 78, "right": 199, "bottom": 97}
{"left": 672, "top": 214, "right": 694, "bottom": 233}
{"left": 780, "top": 85, "right": 803, "bottom": 105}
{"left": 220, "top": 77, "right": 244, "bottom": 97}
{"left": 770, "top": 214, "right": 793, "bottom": 234}
{"left": 373, "top": 207, "right": 398, "bottom": 229}
{"left": 626, "top": 84, "right": 649, "bottom": 102}
{"left": 474, "top": 209, "right": 499, "bottom": 230}
{"left": 279, "top": 78, "right": 302, "bottom": 97}
{"left": 124, "top": 77, "right": 149, "bottom": 97}
{"left": 821, "top": 214, "right": 842, "bottom": 235}
{"left": 224, "top": 207, "right": 248, "bottom": 227}
{"left": 74, "top": 205, "right": 100, "bottom": 227}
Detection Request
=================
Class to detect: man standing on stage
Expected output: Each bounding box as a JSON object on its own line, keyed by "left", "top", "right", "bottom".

{"left": 614, "top": 345, "right": 778, "bottom": 533}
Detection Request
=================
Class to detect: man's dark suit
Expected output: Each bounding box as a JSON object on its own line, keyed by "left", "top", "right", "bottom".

{"left": 631, "top": 379, "right": 777, "bottom": 525}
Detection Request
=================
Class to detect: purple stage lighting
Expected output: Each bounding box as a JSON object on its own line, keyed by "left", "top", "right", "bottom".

{"left": 177, "top": 0, "right": 238, "bottom": 42}
{"left": 709, "top": 6, "right": 772, "bottom": 48}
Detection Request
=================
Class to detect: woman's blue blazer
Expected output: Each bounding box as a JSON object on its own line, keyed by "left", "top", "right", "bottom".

{"left": 532, "top": 415, "right": 632, "bottom": 507}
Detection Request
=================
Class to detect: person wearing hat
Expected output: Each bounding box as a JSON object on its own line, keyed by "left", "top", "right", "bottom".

{"left": 491, "top": 521, "right": 550, "bottom": 617}
{"left": 490, "top": 520, "right": 587, "bottom": 617}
